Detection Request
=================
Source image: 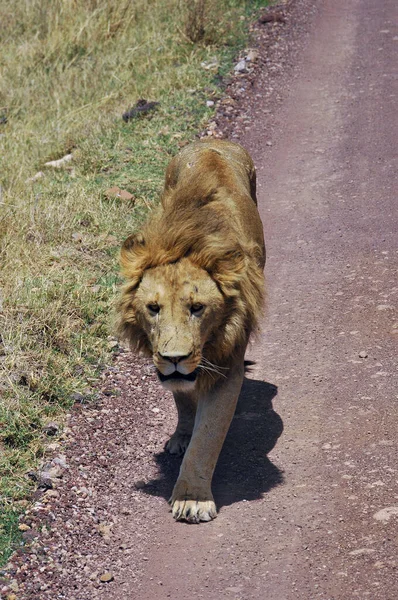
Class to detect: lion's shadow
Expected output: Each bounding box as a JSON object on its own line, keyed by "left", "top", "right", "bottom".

{"left": 141, "top": 377, "right": 284, "bottom": 509}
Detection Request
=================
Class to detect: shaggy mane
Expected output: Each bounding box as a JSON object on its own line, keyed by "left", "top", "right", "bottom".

{"left": 117, "top": 152, "right": 265, "bottom": 375}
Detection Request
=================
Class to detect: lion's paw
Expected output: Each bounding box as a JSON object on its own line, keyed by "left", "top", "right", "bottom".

{"left": 166, "top": 432, "right": 191, "bottom": 456}
{"left": 171, "top": 499, "right": 217, "bottom": 523}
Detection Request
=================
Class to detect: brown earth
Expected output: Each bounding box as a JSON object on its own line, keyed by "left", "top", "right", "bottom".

{"left": 2, "top": 0, "right": 397, "bottom": 598}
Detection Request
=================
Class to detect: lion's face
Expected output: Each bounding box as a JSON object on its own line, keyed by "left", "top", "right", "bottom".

{"left": 133, "top": 258, "right": 225, "bottom": 391}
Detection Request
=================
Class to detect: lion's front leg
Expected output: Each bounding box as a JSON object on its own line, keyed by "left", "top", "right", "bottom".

{"left": 166, "top": 391, "right": 197, "bottom": 456}
{"left": 170, "top": 360, "right": 245, "bottom": 523}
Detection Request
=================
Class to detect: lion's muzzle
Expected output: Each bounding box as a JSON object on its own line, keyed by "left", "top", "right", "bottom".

{"left": 157, "top": 368, "right": 199, "bottom": 384}
{"left": 154, "top": 351, "right": 200, "bottom": 390}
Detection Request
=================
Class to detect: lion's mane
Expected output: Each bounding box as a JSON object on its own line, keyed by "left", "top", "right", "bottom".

{"left": 117, "top": 163, "right": 265, "bottom": 373}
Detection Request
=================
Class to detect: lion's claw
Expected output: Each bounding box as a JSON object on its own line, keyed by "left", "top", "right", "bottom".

{"left": 171, "top": 499, "right": 217, "bottom": 523}
{"left": 166, "top": 432, "right": 191, "bottom": 456}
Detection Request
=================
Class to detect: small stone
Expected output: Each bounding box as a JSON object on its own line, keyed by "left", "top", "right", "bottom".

{"left": 200, "top": 59, "right": 219, "bottom": 71}
{"left": 46, "top": 442, "right": 60, "bottom": 452}
{"left": 97, "top": 523, "right": 112, "bottom": 538}
{"left": 25, "top": 171, "right": 45, "bottom": 183}
{"left": 43, "top": 422, "right": 59, "bottom": 436}
{"left": 373, "top": 506, "right": 398, "bottom": 523}
{"left": 206, "top": 100, "right": 215, "bottom": 107}
{"left": 71, "top": 392, "right": 86, "bottom": 404}
{"left": 44, "top": 465, "right": 63, "bottom": 479}
{"left": 104, "top": 186, "right": 134, "bottom": 202}
{"left": 259, "top": 11, "right": 286, "bottom": 24}
{"left": 246, "top": 49, "right": 259, "bottom": 62}
{"left": 234, "top": 60, "right": 247, "bottom": 73}
{"left": 44, "top": 489, "right": 60, "bottom": 499}
{"left": 53, "top": 455, "right": 68, "bottom": 469}
{"left": 7, "top": 594, "right": 17, "bottom": 600}
{"left": 135, "top": 480, "right": 146, "bottom": 489}
{"left": 37, "top": 475, "right": 53, "bottom": 490}
{"left": 349, "top": 548, "right": 375, "bottom": 556}
{"left": 377, "top": 304, "right": 394, "bottom": 311}
{"left": 100, "top": 572, "right": 114, "bottom": 583}
{"left": 359, "top": 350, "right": 368, "bottom": 358}
{"left": 44, "top": 153, "right": 73, "bottom": 169}
{"left": 8, "top": 581, "right": 18, "bottom": 593}
{"left": 18, "top": 523, "right": 30, "bottom": 532}
{"left": 27, "top": 470, "right": 38, "bottom": 482}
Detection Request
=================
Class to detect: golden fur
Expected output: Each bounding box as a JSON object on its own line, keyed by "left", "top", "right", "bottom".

{"left": 117, "top": 139, "right": 265, "bottom": 522}
{"left": 118, "top": 140, "right": 265, "bottom": 376}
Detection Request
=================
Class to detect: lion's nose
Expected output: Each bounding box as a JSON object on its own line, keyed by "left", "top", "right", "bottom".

{"left": 158, "top": 351, "right": 192, "bottom": 364}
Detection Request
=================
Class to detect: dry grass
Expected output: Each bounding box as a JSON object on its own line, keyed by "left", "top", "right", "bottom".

{"left": 0, "top": 0, "right": 265, "bottom": 563}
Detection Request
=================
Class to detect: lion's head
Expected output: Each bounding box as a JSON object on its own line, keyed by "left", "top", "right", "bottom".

{"left": 123, "top": 257, "right": 226, "bottom": 391}
{"left": 117, "top": 179, "right": 264, "bottom": 392}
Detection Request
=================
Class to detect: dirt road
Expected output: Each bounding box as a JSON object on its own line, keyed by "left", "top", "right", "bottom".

{"left": 3, "top": 0, "right": 397, "bottom": 598}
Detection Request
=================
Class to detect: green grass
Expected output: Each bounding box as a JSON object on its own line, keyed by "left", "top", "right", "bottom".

{"left": 0, "top": 0, "right": 266, "bottom": 565}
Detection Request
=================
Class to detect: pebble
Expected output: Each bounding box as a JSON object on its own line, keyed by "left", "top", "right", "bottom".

{"left": 373, "top": 506, "right": 398, "bottom": 523}
{"left": 359, "top": 350, "right": 368, "bottom": 358}
{"left": 107, "top": 340, "right": 119, "bottom": 350}
{"left": 99, "top": 572, "right": 114, "bottom": 583}
{"left": 376, "top": 304, "right": 394, "bottom": 311}
{"left": 43, "top": 422, "right": 59, "bottom": 436}
{"left": 97, "top": 523, "right": 112, "bottom": 538}
{"left": 234, "top": 59, "right": 247, "bottom": 73}
{"left": 9, "top": 580, "right": 19, "bottom": 592}
{"left": 37, "top": 475, "right": 53, "bottom": 490}
{"left": 104, "top": 186, "right": 134, "bottom": 202}
{"left": 246, "top": 49, "right": 259, "bottom": 62}
{"left": 43, "top": 465, "right": 63, "bottom": 480}
{"left": 25, "top": 171, "right": 45, "bottom": 183}
{"left": 206, "top": 100, "right": 215, "bottom": 107}
{"left": 71, "top": 392, "right": 86, "bottom": 403}
{"left": 53, "top": 455, "right": 68, "bottom": 469}
{"left": 349, "top": 548, "right": 375, "bottom": 556}
{"left": 46, "top": 442, "right": 60, "bottom": 452}
{"left": 44, "top": 153, "right": 73, "bottom": 168}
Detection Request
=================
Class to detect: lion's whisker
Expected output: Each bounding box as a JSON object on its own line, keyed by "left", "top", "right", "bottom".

{"left": 197, "top": 365, "right": 219, "bottom": 381}
{"left": 200, "top": 357, "right": 229, "bottom": 371}
{"left": 198, "top": 363, "right": 227, "bottom": 379}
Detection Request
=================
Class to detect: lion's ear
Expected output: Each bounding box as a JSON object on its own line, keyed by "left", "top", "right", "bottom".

{"left": 121, "top": 232, "right": 146, "bottom": 252}
{"left": 120, "top": 232, "right": 147, "bottom": 287}
{"left": 210, "top": 248, "right": 246, "bottom": 297}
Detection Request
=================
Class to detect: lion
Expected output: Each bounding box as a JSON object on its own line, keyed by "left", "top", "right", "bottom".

{"left": 117, "top": 138, "right": 265, "bottom": 523}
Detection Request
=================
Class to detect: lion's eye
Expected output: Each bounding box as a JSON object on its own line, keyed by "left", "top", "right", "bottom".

{"left": 190, "top": 303, "right": 204, "bottom": 315}
{"left": 147, "top": 303, "right": 160, "bottom": 315}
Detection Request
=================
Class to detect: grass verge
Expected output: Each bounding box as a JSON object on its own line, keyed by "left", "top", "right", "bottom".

{"left": 0, "top": 0, "right": 266, "bottom": 564}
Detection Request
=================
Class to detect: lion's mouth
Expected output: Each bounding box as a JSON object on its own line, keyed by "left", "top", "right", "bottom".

{"left": 157, "top": 368, "right": 199, "bottom": 383}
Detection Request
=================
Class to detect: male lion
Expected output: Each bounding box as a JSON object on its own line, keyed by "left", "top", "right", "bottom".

{"left": 117, "top": 139, "right": 265, "bottom": 523}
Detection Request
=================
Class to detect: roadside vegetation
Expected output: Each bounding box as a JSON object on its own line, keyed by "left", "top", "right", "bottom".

{"left": 0, "top": 0, "right": 265, "bottom": 564}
